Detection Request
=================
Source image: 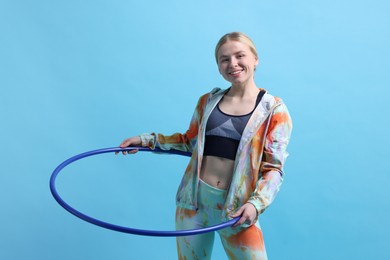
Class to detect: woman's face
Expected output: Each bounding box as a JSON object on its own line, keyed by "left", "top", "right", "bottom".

{"left": 216, "top": 40, "right": 258, "bottom": 87}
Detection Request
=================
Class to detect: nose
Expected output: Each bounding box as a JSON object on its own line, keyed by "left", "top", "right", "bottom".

{"left": 229, "top": 57, "right": 238, "bottom": 68}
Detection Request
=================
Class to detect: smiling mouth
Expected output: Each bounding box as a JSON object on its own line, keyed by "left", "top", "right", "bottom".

{"left": 229, "top": 69, "right": 244, "bottom": 76}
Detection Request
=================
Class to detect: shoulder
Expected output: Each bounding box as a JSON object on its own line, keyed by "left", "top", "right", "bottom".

{"left": 261, "top": 90, "right": 292, "bottom": 127}
{"left": 207, "top": 87, "right": 226, "bottom": 98}
{"left": 261, "top": 89, "right": 287, "bottom": 111}
{"left": 197, "top": 87, "right": 226, "bottom": 104}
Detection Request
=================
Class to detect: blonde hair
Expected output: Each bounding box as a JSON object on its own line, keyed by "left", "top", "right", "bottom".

{"left": 215, "top": 32, "right": 258, "bottom": 63}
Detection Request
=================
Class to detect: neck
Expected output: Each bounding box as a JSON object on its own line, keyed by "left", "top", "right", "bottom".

{"left": 229, "top": 81, "right": 258, "bottom": 98}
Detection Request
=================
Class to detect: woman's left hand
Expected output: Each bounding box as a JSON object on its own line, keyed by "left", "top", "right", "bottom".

{"left": 231, "top": 203, "right": 258, "bottom": 226}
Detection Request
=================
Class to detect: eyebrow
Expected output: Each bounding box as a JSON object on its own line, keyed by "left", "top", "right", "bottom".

{"left": 218, "top": 51, "right": 246, "bottom": 60}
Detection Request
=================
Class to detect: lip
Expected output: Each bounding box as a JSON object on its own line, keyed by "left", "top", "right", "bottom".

{"left": 228, "top": 69, "right": 244, "bottom": 76}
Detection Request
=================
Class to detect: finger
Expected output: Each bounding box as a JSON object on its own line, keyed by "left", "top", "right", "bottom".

{"left": 233, "top": 216, "right": 247, "bottom": 227}
{"left": 231, "top": 208, "right": 244, "bottom": 218}
{"left": 127, "top": 149, "right": 138, "bottom": 154}
{"left": 115, "top": 149, "right": 125, "bottom": 155}
{"left": 232, "top": 209, "right": 245, "bottom": 226}
{"left": 119, "top": 139, "right": 131, "bottom": 148}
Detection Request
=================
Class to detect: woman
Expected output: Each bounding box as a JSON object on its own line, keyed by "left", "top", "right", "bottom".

{"left": 118, "top": 32, "right": 292, "bottom": 260}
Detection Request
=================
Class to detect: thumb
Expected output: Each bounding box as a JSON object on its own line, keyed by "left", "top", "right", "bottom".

{"left": 120, "top": 139, "right": 132, "bottom": 148}
{"left": 231, "top": 207, "right": 244, "bottom": 218}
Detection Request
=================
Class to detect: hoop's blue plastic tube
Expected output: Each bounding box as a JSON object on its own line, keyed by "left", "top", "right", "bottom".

{"left": 50, "top": 147, "right": 240, "bottom": 237}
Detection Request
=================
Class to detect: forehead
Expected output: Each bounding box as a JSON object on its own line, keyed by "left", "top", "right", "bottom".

{"left": 217, "top": 40, "right": 252, "bottom": 57}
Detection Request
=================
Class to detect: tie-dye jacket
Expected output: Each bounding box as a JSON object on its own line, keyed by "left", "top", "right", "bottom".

{"left": 139, "top": 87, "right": 292, "bottom": 220}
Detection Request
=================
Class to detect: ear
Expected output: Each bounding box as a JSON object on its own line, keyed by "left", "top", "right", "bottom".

{"left": 255, "top": 57, "right": 259, "bottom": 66}
{"left": 254, "top": 57, "right": 259, "bottom": 71}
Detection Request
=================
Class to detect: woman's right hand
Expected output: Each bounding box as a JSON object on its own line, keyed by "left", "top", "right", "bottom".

{"left": 115, "top": 136, "right": 142, "bottom": 155}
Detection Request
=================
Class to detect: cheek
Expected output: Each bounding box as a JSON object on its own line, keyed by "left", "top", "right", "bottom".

{"left": 218, "top": 64, "right": 226, "bottom": 74}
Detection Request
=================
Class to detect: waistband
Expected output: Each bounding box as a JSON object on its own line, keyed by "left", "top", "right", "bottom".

{"left": 198, "top": 179, "right": 227, "bottom": 209}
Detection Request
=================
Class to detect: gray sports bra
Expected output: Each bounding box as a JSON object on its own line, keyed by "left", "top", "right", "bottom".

{"left": 203, "top": 90, "right": 265, "bottom": 160}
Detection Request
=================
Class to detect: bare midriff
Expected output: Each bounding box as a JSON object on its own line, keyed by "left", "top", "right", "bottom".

{"left": 200, "top": 155, "right": 234, "bottom": 190}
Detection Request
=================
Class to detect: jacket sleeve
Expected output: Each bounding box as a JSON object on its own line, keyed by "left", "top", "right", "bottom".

{"left": 247, "top": 102, "right": 293, "bottom": 215}
{"left": 139, "top": 94, "right": 208, "bottom": 153}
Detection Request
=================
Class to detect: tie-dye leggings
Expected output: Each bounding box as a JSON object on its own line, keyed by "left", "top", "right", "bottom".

{"left": 176, "top": 179, "right": 268, "bottom": 260}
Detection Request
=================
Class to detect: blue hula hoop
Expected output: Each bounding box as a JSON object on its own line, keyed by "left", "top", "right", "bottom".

{"left": 50, "top": 147, "right": 239, "bottom": 237}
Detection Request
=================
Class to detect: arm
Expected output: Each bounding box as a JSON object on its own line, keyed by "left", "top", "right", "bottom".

{"left": 138, "top": 94, "right": 208, "bottom": 153}
{"left": 120, "top": 94, "right": 208, "bottom": 153}
{"left": 232, "top": 103, "right": 292, "bottom": 225}
{"left": 247, "top": 102, "right": 293, "bottom": 216}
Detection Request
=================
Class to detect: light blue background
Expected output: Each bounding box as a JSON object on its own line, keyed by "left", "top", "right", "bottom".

{"left": 1, "top": 0, "right": 389, "bottom": 259}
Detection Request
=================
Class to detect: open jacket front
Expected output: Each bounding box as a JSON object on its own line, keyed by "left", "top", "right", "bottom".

{"left": 140, "top": 87, "right": 292, "bottom": 221}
